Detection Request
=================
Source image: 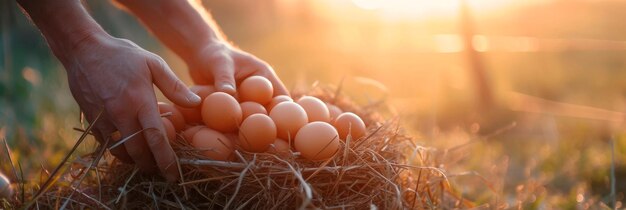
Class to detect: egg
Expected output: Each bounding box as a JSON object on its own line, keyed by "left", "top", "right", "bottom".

{"left": 182, "top": 125, "right": 204, "bottom": 142}
{"left": 269, "top": 102, "right": 308, "bottom": 141}
{"left": 333, "top": 112, "right": 366, "bottom": 141}
{"left": 294, "top": 122, "right": 340, "bottom": 161}
{"left": 240, "top": 102, "right": 267, "bottom": 119}
{"left": 269, "top": 138, "right": 291, "bottom": 155}
{"left": 238, "top": 114, "right": 277, "bottom": 152}
{"left": 161, "top": 118, "right": 176, "bottom": 142}
{"left": 326, "top": 103, "right": 343, "bottom": 122}
{"left": 176, "top": 85, "right": 215, "bottom": 124}
{"left": 201, "top": 92, "right": 242, "bottom": 132}
{"left": 191, "top": 128, "right": 234, "bottom": 161}
{"left": 238, "top": 76, "right": 273, "bottom": 104}
{"left": 266, "top": 95, "right": 293, "bottom": 112}
{"left": 224, "top": 132, "right": 239, "bottom": 142}
{"left": 158, "top": 102, "right": 186, "bottom": 131}
{"left": 297, "top": 96, "right": 330, "bottom": 122}
{"left": 0, "top": 173, "right": 12, "bottom": 199}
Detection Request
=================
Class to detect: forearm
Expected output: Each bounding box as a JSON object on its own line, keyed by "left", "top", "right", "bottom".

{"left": 114, "top": 0, "right": 227, "bottom": 63}
{"left": 17, "top": 0, "right": 107, "bottom": 65}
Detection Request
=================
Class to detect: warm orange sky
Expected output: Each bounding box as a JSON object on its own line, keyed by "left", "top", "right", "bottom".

{"left": 297, "top": 0, "right": 552, "bottom": 20}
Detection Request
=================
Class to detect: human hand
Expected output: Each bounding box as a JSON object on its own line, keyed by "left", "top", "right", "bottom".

{"left": 186, "top": 41, "right": 288, "bottom": 96}
{"left": 64, "top": 33, "right": 201, "bottom": 181}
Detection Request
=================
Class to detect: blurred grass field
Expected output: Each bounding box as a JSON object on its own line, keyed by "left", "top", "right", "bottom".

{"left": 3, "top": 0, "right": 626, "bottom": 208}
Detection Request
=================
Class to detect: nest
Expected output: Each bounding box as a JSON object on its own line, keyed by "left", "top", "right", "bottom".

{"left": 7, "top": 85, "right": 463, "bottom": 209}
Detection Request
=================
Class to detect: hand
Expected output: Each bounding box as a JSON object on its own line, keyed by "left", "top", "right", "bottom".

{"left": 186, "top": 41, "right": 288, "bottom": 96}
{"left": 64, "top": 33, "right": 201, "bottom": 181}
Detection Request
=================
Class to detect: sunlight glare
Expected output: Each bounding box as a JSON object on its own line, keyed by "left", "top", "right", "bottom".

{"left": 350, "top": 0, "right": 524, "bottom": 19}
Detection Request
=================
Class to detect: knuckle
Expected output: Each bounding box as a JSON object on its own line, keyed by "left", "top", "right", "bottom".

{"left": 172, "top": 79, "right": 185, "bottom": 94}
{"left": 144, "top": 128, "right": 167, "bottom": 148}
{"left": 106, "top": 105, "right": 126, "bottom": 119}
{"left": 124, "top": 141, "right": 145, "bottom": 157}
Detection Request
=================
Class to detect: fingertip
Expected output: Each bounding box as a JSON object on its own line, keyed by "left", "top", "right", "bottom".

{"left": 218, "top": 83, "right": 236, "bottom": 95}
{"left": 165, "top": 165, "right": 180, "bottom": 182}
{"left": 187, "top": 92, "right": 202, "bottom": 105}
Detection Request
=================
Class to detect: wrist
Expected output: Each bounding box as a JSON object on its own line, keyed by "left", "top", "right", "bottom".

{"left": 18, "top": 0, "right": 108, "bottom": 65}
{"left": 48, "top": 28, "right": 108, "bottom": 64}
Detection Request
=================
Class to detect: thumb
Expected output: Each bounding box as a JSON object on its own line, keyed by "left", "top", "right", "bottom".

{"left": 148, "top": 56, "right": 201, "bottom": 108}
{"left": 211, "top": 58, "right": 237, "bottom": 95}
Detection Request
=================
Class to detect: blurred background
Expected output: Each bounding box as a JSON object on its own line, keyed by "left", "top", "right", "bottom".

{"left": 2, "top": 0, "right": 626, "bottom": 208}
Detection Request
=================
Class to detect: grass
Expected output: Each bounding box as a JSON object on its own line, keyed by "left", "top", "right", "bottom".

{"left": 2, "top": 0, "right": 626, "bottom": 209}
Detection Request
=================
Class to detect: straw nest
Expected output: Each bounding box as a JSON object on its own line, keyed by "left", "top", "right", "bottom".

{"left": 7, "top": 85, "right": 464, "bottom": 209}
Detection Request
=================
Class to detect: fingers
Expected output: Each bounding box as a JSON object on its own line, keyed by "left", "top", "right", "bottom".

{"left": 137, "top": 100, "right": 180, "bottom": 182}
{"left": 148, "top": 57, "right": 201, "bottom": 108}
{"left": 74, "top": 92, "right": 133, "bottom": 163}
{"left": 209, "top": 57, "right": 237, "bottom": 95}
{"left": 106, "top": 100, "right": 159, "bottom": 174}
{"left": 94, "top": 117, "right": 133, "bottom": 163}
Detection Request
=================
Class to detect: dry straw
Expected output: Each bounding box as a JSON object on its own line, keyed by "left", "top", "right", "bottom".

{"left": 5, "top": 85, "right": 467, "bottom": 209}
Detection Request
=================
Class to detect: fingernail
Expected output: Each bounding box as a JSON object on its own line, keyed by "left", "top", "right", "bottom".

{"left": 188, "top": 92, "right": 201, "bottom": 104}
{"left": 220, "top": 84, "right": 236, "bottom": 95}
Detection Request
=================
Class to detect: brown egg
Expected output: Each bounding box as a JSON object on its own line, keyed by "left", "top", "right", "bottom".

{"left": 176, "top": 106, "right": 202, "bottom": 125}
{"left": 333, "top": 112, "right": 366, "bottom": 141}
{"left": 266, "top": 95, "right": 293, "bottom": 112}
{"left": 0, "top": 173, "right": 12, "bottom": 199}
{"left": 269, "top": 138, "right": 291, "bottom": 154}
{"left": 201, "top": 92, "right": 242, "bottom": 133}
{"left": 294, "top": 122, "right": 340, "bottom": 161}
{"left": 269, "top": 102, "right": 308, "bottom": 141}
{"left": 158, "top": 102, "right": 186, "bottom": 131}
{"left": 161, "top": 118, "right": 176, "bottom": 142}
{"left": 224, "top": 132, "right": 239, "bottom": 142}
{"left": 238, "top": 76, "right": 273, "bottom": 104}
{"left": 240, "top": 102, "right": 267, "bottom": 119}
{"left": 326, "top": 103, "right": 343, "bottom": 122}
{"left": 238, "top": 114, "right": 277, "bottom": 152}
{"left": 176, "top": 85, "right": 215, "bottom": 124}
{"left": 183, "top": 125, "right": 204, "bottom": 142}
{"left": 191, "top": 128, "right": 234, "bottom": 161}
{"left": 297, "top": 96, "right": 330, "bottom": 122}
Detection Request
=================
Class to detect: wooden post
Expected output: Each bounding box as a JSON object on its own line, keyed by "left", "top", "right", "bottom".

{"left": 459, "top": 0, "right": 493, "bottom": 110}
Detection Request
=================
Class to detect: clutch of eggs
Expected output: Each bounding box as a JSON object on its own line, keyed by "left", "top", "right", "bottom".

{"left": 155, "top": 76, "right": 366, "bottom": 161}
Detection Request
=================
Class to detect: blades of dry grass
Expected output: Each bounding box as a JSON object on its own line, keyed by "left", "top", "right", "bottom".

{"left": 61, "top": 136, "right": 111, "bottom": 209}
{"left": 115, "top": 167, "right": 139, "bottom": 204}
{"left": 304, "top": 154, "right": 335, "bottom": 182}
{"left": 108, "top": 128, "right": 147, "bottom": 150}
{"left": 273, "top": 157, "right": 313, "bottom": 209}
{"left": 24, "top": 108, "right": 104, "bottom": 209}
{"left": 2, "top": 138, "right": 23, "bottom": 202}
{"left": 72, "top": 128, "right": 94, "bottom": 136}
{"left": 178, "top": 174, "right": 239, "bottom": 186}
{"left": 224, "top": 158, "right": 255, "bottom": 209}
{"left": 179, "top": 159, "right": 247, "bottom": 169}
{"left": 610, "top": 138, "right": 616, "bottom": 210}
{"left": 65, "top": 185, "right": 111, "bottom": 210}
{"left": 2, "top": 139, "right": 19, "bottom": 183}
